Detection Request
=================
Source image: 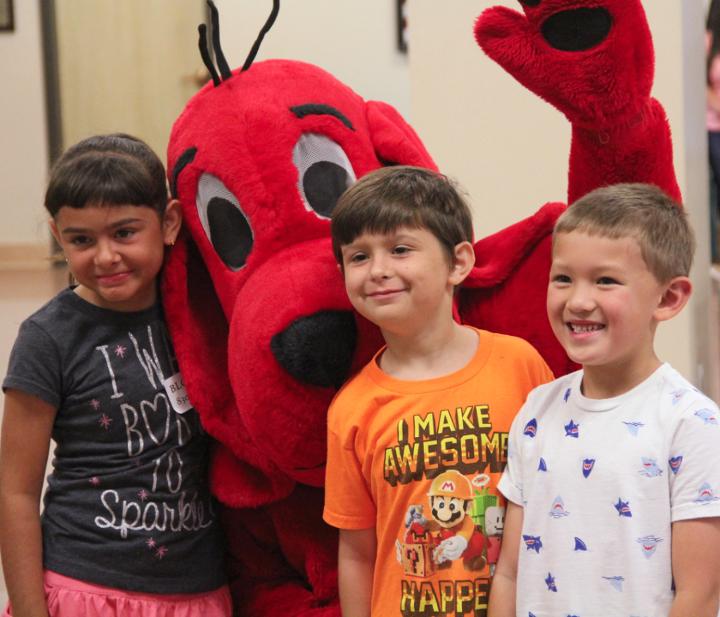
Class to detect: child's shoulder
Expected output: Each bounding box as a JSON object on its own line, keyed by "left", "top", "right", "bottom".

{"left": 476, "top": 329, "right": 554, "bottom": 382}
{"left": 520, "top": 370, "right": 581, "bottom": 409}
{"left": 656, "top": 363, "right": 718, "bottom": 414}
{"left": 328, "top": 358, "right": 378, "bottom": 411}
{"left": 333, "top": 365, "right": 371, "bottom": 398}
{"left": 481, "top": 328, "right": 547, "bottom": 361}
{"left": 19, "top": 288, "right": 76, "bottom": 333}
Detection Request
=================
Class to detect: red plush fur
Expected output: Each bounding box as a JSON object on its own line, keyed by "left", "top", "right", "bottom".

{"left": 162, "top": 2, "right": 680, "bottom": 615}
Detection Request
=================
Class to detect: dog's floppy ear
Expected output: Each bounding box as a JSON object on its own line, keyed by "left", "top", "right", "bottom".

{"left": 162, "top": 230, "right": 295, "bottom": 505}
{"left": 366, "top": 100, "right": 437, "bottom": 169}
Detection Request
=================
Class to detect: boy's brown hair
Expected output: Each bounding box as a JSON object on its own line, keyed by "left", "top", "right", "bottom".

{"left": 331, "top": 166, "right": 474, "bottom": 264}
{"left": 554, "top": 183, "right": 695, "bottom": 282}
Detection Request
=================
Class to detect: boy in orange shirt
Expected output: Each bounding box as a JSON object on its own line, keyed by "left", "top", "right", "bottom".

{"left": 323, "top": 166, "right": 553, "bottom": 617}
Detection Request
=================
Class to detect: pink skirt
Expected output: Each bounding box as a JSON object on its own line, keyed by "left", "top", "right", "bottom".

{"left": 3, "top": 570, "right": 232, "bottom": 617}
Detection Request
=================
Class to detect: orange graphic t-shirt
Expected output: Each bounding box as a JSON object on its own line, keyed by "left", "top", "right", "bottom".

{"left": 324, "top": 328, "right": 553, "bottom": 617}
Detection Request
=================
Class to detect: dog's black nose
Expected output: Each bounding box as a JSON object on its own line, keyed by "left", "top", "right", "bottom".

{"left": 271, "top": 311, "right": 357, "bottom": 389}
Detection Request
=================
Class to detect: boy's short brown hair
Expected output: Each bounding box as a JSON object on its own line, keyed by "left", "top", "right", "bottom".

{"left": 331, "top": 166, "right": 474, "bottom": 264}
{"left": 554, "top": 183, "right": 695, "bottom": 282}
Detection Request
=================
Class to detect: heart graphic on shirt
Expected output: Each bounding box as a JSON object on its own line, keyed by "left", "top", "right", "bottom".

{"left": 139, "top": 393, "right": 172, "bottom": 446}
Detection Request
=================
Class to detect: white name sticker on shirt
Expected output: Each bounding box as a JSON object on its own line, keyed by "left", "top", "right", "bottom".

{"left": 162, "top": 372, "right": 193, "bottom": 414}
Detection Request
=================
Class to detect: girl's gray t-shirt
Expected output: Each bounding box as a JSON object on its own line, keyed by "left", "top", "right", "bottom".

{"left": 3, "top": 288, "right": 226, "bottom": 593}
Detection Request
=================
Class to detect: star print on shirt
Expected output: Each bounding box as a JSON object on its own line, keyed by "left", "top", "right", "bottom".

{"left": 98, "top": 414, "right": 113, "bottom": 430}
{"left": 90, "top": 399, "right": 101, "bottom": 410}
{"left": 544, "top": 572, "right": 557, "bottom": 592}
{"left": 614, "top": 498, "right": 632, "bottom": 517}
{"left": 523, "top": 535, "right": 543, "bottom": 553}
{"left": 564, "top": 420, "right": 579, "bottom": 438}
{"left": 114, "top": 344, "right": 128, "bottom": 358}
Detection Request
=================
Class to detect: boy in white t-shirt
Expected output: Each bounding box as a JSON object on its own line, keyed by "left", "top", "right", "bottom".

{"left": 489, "top": 183, "right": 720, "bottom": 617}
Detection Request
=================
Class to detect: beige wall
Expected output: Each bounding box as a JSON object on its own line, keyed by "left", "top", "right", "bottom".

{"left": 212, "top": 0, "right": 412, "bottom": 119}
{"left": 54, "top": 0, "right": 203, "bottom": 170}
{"left": 409, "top": 1, "right": 716, "bottom": 395}
{"left": 0, "top": 1, "right": 49, "bottom": 248}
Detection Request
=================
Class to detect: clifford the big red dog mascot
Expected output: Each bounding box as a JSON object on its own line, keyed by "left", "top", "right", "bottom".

{"left": 162, "top": 1, "right": 680, "bottom": 614}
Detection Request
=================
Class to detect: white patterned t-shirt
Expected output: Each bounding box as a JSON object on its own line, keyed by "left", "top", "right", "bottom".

{"left": 499, "top": 364, "right": 720, "bottom": 617}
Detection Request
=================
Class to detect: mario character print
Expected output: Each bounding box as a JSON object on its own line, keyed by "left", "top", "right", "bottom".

{"left": 397, "top": 471, "right": 506, "bottom": 613}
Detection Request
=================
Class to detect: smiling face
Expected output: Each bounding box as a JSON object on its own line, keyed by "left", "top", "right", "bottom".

{"left": 340, "top": 226, "right": 465, "bottom": 338}
{"left": 547, "top": 230, "right": 670, "bottom": 393}
{"left": 51, "top": 202, "right": 181, "bottom": 312}
{"left": 430, "top": 495, "right": 469, "bottom": 528}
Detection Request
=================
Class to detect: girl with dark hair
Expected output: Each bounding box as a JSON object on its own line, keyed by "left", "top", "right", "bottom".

{"left": 0, "top": 134, "right": 231, "bottom": 617}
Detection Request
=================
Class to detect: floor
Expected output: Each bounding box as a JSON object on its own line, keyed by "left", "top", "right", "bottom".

{"left": 0, "top": 265, "right": 67, "bottom": 609}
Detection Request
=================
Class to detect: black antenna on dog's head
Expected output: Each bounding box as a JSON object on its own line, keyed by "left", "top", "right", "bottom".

{"left": 198, "top": 24, "right": 220, "bottom": 86}
{"left": 241, "top": 0, "right": 280, "bottom": 72}
{"left": 197, "top": 0, "right": 280, "bottom": 86}
{"left": 198, "top": 0, "right": 233, "bottom": 87}
{"left": 209, "top": 1, "right": 232, "bottom": 80}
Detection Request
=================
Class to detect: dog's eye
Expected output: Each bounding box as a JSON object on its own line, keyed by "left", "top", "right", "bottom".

{"left": 196, "top": 173, "right": 253, "bottom": 270}
{"left": 293, "top": 133, "right": 357, "bottom": 219}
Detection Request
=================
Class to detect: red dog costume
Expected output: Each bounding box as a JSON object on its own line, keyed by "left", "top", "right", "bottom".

{"left": 162, "top": 1, "right": 679, "bottom": 614}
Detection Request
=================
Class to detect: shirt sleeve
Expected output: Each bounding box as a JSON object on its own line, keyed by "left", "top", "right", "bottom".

{"left": 511, "top": 335, "right": 555, "bottom": 391}
{"left": 2, "top": 319, "right": 62, "bottom": 408}
{"left": 498, "top": 403, "right": 528, "bottom": 507}
{"left": 670, "top": 396, "right": 720, "bottom": 522}
{"left": 323, "top": 404, "right": 376, "bottom": 530}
